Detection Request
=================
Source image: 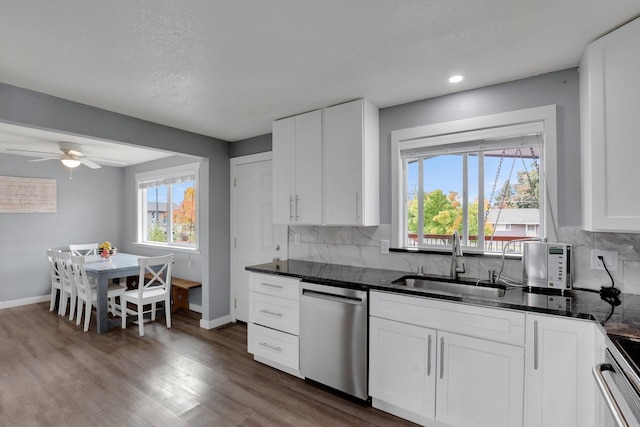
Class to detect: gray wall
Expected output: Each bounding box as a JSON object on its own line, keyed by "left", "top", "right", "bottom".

{"left": 0, "top": 82, "right": 231, "bottom": 322}
{"left": 0, "top": 154, "right": 124, "bottom": 302}
{"left": 232, "top": 68, "right": 581, "bottom": 227}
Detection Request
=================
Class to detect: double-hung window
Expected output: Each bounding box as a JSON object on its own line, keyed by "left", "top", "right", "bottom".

{"left": 391, "top": 106, "right": 558, "bottom": 254}
{"left": 136, "top": 162, "right": 200, "bottom": 250}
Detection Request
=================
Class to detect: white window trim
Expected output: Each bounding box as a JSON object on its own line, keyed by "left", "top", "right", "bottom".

{"left": 391, "top": 105, "right": 558, "bottom": 250}
{"left": 135, "top": 162, "right": 201, "bottom": 251}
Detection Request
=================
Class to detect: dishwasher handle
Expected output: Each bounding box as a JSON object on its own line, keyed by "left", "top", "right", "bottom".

{"left": 593, "top": 363, "right": 630, "bottom": 427}
{"left": 301, "top": 289, "right": 363, "bottom": 306}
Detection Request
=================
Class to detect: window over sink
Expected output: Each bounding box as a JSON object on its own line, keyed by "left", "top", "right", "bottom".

{"left": 391, "top": 106, "right": 558, "bottom": 255}
{"left": 135, "top": 162, "right": 200, "bottom": 251}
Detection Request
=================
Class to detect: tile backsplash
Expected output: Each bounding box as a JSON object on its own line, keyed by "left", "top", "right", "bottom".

{"left": 287, "top": 225, "right": 640, "bottom": 293}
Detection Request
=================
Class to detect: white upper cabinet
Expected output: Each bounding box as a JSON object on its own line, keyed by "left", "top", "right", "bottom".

{"left": 272, "top": 110, "right": 322, "bottom": 225}
{"left": 581, "top": 17, "right": 640, "bottom": 232}
{"left": 323, "top": 99, "right": 379, "bottom": 226}
{"left": 272, "top": 99, "right": 379, "bottom": 226}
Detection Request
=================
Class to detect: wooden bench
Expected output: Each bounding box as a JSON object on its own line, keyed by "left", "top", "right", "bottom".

{"left": 170, "top": 277, "right": 202, "bottom": 313}
{"left": 142, "top": 273, "right": 201, "bottom": 313}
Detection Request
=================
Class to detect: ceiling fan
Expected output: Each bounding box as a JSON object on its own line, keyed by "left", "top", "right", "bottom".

{"left": 11, "top": 142, "right": 102, "bottom": 169}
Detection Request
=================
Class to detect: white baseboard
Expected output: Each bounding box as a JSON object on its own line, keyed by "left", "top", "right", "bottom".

{"left": 199, "top": 314, "right": 232, "bottom": 330}
{"left": 0, "top": 295, "right": 50, "bottom": 310}
{"left": 188, "top": 303, "right": 202, "bottom": 313}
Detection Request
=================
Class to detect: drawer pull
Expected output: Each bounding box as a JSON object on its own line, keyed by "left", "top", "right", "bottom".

{"left": 259, "top": 342, "right": 282, "bottom": 352}
{"left": 260, "top": 282, "right": 283, "bottom": 289}
{"left": 260, "top": 309, "right": 283, "bottom": 317}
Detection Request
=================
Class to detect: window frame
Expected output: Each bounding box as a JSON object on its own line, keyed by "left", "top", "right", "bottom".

{"left": 391, "top": 105, "right": 558, "bottom": 252}
{"left": 135, "top": 162, "right": 201, "bottom": 251}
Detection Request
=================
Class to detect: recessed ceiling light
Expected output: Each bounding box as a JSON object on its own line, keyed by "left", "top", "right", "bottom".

{"left": 449, "top": 75, "right": 464, "bottom": 83}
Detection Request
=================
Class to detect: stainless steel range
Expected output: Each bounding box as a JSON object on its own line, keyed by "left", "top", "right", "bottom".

{"left": 594, "top": 335, "right": 640, "bottom": 427}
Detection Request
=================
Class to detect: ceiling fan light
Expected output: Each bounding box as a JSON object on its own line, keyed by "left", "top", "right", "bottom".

{"left": 61, "top": 158, "right": 81, "bottom": 168}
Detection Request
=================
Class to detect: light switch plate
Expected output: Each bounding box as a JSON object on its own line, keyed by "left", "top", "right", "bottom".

{"left": 294, "top": 233, "right": 301, "bottom": 245}
{"left": 380, "top": 239, "right": 390, "bottom": 254}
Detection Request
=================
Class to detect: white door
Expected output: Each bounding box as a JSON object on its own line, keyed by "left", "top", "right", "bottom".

{"left": 230, "top": 153, "right": 287, "bottom": 322}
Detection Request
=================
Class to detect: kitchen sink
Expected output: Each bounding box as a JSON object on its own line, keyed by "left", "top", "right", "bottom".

{"left": 392, "top": 275, "right": 507, "bottom": 298}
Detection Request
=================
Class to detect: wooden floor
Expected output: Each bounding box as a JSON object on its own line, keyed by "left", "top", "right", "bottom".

{"left": 0, "top": 303, "right": 415, "bottom": 427}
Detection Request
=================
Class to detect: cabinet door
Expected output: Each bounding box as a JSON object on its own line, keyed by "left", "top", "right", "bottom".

{"left": 294, "top": 110, "right": 322, "bottom": 224}
{"left": 369, "top": 316, "right": 436, "bottom": 425}
{"left": 436, "top": 331, "right": 525, "bottom": 427}
{"left": 323, "top": 99, "right": 379, "bottom": 226}
{"left": 525, "top": 314, "right": 597, "bottom": 427}
{"left": 272, "top": 116, "right": 297, "bottom": 224}
{"left": 581, "top": 17, "right": 640, "bottom": 231}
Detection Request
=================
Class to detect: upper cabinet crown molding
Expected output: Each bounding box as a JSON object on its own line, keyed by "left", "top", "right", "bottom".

{"left": 581, "top": 16, "right": 640, "bottom": 232}
{"left": 272, "top": 99, "right": 379, "bottom": 226}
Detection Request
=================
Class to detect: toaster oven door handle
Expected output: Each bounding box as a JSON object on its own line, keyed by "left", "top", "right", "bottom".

{"left": 593, "top": 363, "right": 630, "bottom": 427}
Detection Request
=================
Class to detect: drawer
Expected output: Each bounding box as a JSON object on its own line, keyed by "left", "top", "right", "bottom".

{"left": 370, "top": 290, "right": 525, "bottom": 346}
{"left": 248, "top": 323, "right": 299, "bottom": 370}
{"left": 249, "top": 273, "right": 300, "bottom": 301}
{"left": 249, "top": 292, "right": 299, "bottom": 335}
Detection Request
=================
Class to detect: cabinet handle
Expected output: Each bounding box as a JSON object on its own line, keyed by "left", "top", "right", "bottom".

{"left": 289, "top": 195, "right": 294, "bottom": 222}
{"left": 427, "top": 334, "right": 432, "bottom": 376}
{"left": 259, "top": 309, "right": 283, "bottom": 317}
{"left": 260, "top": 282, "right": 283, "bottom": 289}
{"left": 259, "top": 342, "right": 282, "bottom": 352}
{"left": 295, "top": 195, "right": 300, "bottom": 220}
{"left": 533, "top": 320, "right": 539, "bottom": 370}
{"left": 440, "top": 336, "right": 445, "bottom": 379}
{"left": 355, "top": 192, "right": 360, "bottom": 222}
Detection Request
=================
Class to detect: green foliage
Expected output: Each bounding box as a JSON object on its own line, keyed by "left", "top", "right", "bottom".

{"left": 147, "top": 222, "right": 167, "bottom": 243}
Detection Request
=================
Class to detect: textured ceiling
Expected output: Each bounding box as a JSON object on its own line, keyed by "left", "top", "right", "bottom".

{"left": 0, "top": 0, "right": 639, "bottom": 147}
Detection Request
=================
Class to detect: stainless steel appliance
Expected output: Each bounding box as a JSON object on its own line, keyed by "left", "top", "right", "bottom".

{"left": 594, "top": 335, "right": 640, "bottom": 427}
{"left": 299, "top": 281, "right": 368, "bottom": 401}
{"left": 522, "top": 242, "right": 572, "bottom": 291}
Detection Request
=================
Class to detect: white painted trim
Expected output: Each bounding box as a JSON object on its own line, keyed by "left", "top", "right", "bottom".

{"left": 0, "top": 295, "right": 49, "bottom": 310}
{"left": 188, "top": 303, "right": 202, "bottom": 314}
{"left": 230, "top": 151, "right": 272, "bottom": 167}
{"left": 391, "top": 105, "right": 558, "bottom": 248}
{"left": 199, "top": 314, "right": 232, "bottom": 330}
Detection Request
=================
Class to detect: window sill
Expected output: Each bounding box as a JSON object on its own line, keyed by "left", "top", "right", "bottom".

{"left": 389, "top": 247, "right": 522, "bottom": 260}
{"left": 132, "top": 242, "right": 200, "bottom": 255}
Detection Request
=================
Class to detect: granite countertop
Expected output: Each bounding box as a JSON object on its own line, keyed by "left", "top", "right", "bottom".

{"left": 246, "top": 259, "right": 640, "bottom": 338}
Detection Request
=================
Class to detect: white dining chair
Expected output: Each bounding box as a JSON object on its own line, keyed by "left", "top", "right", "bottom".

{"left": 55, "top": 251, "right": 77, "bottom": 320}
{"left": 69, "top": 243, "right": 99, "bottom": 256}
{"left": 47, "top": 249, "right": 62, "bottom": 312}
{"left": 70, "top": 255, "right": 126, "bottom": 332}
{"left": 121, "top": 254, "right": 174, "bottom": 336}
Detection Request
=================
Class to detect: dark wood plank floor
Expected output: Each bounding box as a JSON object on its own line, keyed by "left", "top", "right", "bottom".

{"left": 0, "top": 303, "right": 415, "bottom": 426}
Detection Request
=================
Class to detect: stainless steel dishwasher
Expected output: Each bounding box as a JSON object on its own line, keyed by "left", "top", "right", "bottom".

{"left": 300, "top": 281, "right": 368, "bottom": 401}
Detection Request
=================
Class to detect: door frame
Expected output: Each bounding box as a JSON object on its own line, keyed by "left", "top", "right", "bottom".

{"left": 229, "top": 151, "right": 273, "bottom": 321}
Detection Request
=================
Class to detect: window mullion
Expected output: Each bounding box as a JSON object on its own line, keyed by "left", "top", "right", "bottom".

{"left": 478, "top": 153, "right": 485, "bottom": 251}
{"left": 168, "top": 185, "right": 173, "bottom": 244}
{"left": 418, "top": 158, "right": 424, "bottom": 248}
{"left": 462, "top": 154, "right": 468, "bottom": 246}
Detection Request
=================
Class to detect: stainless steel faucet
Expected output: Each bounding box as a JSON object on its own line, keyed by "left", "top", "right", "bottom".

{"left": 451, "top": 231, "right": 466, "bottom": 280}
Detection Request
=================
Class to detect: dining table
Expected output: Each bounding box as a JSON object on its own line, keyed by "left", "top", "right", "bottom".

{"left": 83, "top": 252, "right": 141, "bottom": 334}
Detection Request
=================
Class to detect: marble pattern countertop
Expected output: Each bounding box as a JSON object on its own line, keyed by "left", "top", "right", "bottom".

{"left": 246, "top": 259, "right": 640, "bottom": 338}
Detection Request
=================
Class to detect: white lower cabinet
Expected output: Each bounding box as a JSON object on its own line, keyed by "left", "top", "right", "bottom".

{"left": 525, "top": 313, "right": 597, "bottom": 427}
{"left": 247, "top": 272, "right": 302, "bottom": 377}
{"left": 369, "top": 316, "right": 436, "bottom": 424}
{"left": 437, "top": 331, "right": 524, "bottom": 427}
{"left": 370, "top": 291, "right": 525, "bottom": 427}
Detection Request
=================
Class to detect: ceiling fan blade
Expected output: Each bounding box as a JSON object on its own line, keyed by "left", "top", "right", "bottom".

{"left": 7, "top": 148, "right": 60, "bottom": 158}
{"left": 80, "top": 158, "right": 102, "bottom": 169}
{"left": 28, "top": 156, "right": 59, "bottom": 162}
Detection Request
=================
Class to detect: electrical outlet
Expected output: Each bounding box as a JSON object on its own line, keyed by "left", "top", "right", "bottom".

{"left": 294, "top": 233, "right": 301, "bottom": 245}
{"left": 591, "top": 250, "right": 618, "bottom": 271}
{"left": 380, "top": 239, "right": 390, "bottom": 255}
